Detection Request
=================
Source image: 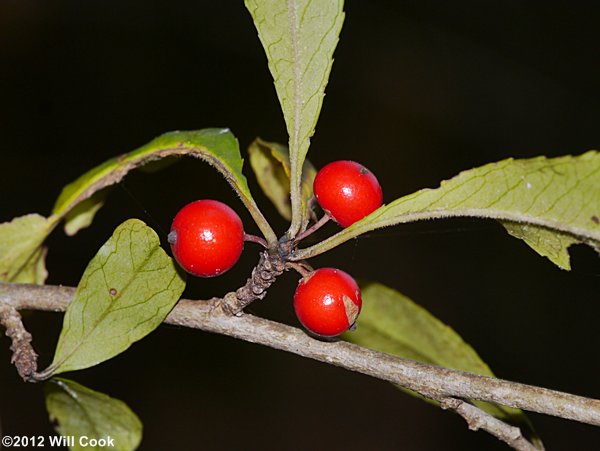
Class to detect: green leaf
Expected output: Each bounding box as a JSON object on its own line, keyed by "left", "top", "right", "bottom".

{"left": 248, "top": 137, "right": 316, "bottom": 225}
{"left": 344, "top": 281, "right": 540, "bottom": 444}
{"left": 45, "top": 378, "right": 142, "bottom": 451}
{"left": 12, "top": 246, "right": 48, "bottom": 284}
{"left": 0, "top": 214, "right": 52, "bottom": 284}
{"left": 48, "top": 219, "right": 185, "bottom": 375}
{"left": 52, "top": 128, "right": 276, "bottom": 244}
{"left": 245, "top": 0, "right": 344, "bottom": 234}
{"left": 503, "top": 222, "right": 579, "bottom": 270}
{"left": 63, "top": 189, "right": 110, "bottom": 237}
{"left": 296, "top": 151, "right": 600, "bottom": 269}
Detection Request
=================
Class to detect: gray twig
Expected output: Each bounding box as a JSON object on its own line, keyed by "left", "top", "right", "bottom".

{"left": 440, "top": 398, "right": 541, "bottom": 451}
{"left": 0, "top": 303, "right": 38, "bottom": 381}
{"left": 2, "top": 282, "right": 600, "bottom": 449}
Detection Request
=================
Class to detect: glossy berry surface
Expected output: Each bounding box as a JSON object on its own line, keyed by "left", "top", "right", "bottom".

{"left": 313, "top": 160, "right": 383, "bottom": 227}
{"left": 168, "top": 200, "right": 244, "bottom": 277}
{"left": 294, "top": 268, "right": 362, "bottom": 337}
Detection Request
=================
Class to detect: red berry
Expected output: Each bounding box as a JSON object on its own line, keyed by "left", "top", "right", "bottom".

{"left": 293, "top": 268, "right": 362, "bottom": 337}
{"left": 168, "top": 200, "right": 244, "bottom": 277}
{"left": 313, "top": 160, "right": 383, "bottom": 227}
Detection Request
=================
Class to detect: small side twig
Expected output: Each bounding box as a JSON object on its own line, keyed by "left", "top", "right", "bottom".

{"left": 285, "top": 261, "right": 313, "bottom": 277}
{"left": 243, "top": 233, "right": 268, "bottom": 248}
{"left": 294, "top": 214, "right": 330, "bottom": 242}
{"left": 440, "top": 398, "right": 541, "bottom": 451}
{"left": 0, "top": 304, "right": 38, "bottom": 381}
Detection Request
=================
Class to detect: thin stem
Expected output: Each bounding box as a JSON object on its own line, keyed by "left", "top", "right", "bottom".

{"left": 287, "top": 169, "right": 303, "bottom": 240}
{"left": 440, "top": 398, "right": 541, "bottom": 451}
{"left": 243, "top": 204, "right": 278, "bottom": 248}
{"left": 285, "top": 261, "right": 313, "bottom": 277}
{"left": 2, "top": 282, "right": 600, "bottom": 431}
{"left": 294, "top": 215, "right": 331, "bottom": 243}
{"left": 243, "top": 233, "right": 268, "bottom": 248}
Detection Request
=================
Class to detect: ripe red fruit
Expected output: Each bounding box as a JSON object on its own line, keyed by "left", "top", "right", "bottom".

{"left": 168, "top": 200, "right": 244, "bottom": 277}
{"left": 293, "top": 268, "right": 362, "bottom": 337}
{"left": 313, "top": 160, "right": 383, "bottom": 227}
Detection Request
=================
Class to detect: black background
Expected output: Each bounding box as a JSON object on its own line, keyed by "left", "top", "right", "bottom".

{"left": 1, "top": 1, "right": 599, "bottom": 450}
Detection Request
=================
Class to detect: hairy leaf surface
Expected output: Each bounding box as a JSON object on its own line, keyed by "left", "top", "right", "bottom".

{"left": 298, "top": 151, "right": 600, "bottom": 269}
{"left": 245, "top": 0, "right": 344, "bottom": 232}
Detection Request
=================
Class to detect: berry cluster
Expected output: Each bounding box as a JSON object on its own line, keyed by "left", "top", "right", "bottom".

{"left": 168, "top": 160, "right": 382, "bottom": 337}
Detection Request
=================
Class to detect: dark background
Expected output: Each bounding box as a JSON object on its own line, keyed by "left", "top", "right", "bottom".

{"left": 1, "top": 1, "right": 599, "bottom": 449}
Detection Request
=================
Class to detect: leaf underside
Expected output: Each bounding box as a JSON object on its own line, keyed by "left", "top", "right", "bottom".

{"left": 306, "top": 151, "right": 600, "bottom": 269}
{"left": 45, "top": 378, "right": 142, "bottom": 451}
{"left": 49, "top": 219, "right": 185, "bottom": 374}
{"left": 245, "top": 0, "right": 344, "bottom": 230}
{"left": 343, "top": 281, "right": 541, "bottom": 445}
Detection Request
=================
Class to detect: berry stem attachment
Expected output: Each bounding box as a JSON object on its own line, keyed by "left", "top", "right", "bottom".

{"left": 244, "top": 233, "right": 268, "bottom": 248}
{"left": 294, "top": 215, "right": 330, "bottom": 243}
{"left": 285, "top": 261, "right": 314, "bottom": 277}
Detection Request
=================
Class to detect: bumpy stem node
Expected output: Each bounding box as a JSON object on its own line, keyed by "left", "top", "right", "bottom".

{"left": 219, "top": 251, "right": 286, "bottom": 315}
{"left": 0, "top": 304, "right": 39, "bottom": 381}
